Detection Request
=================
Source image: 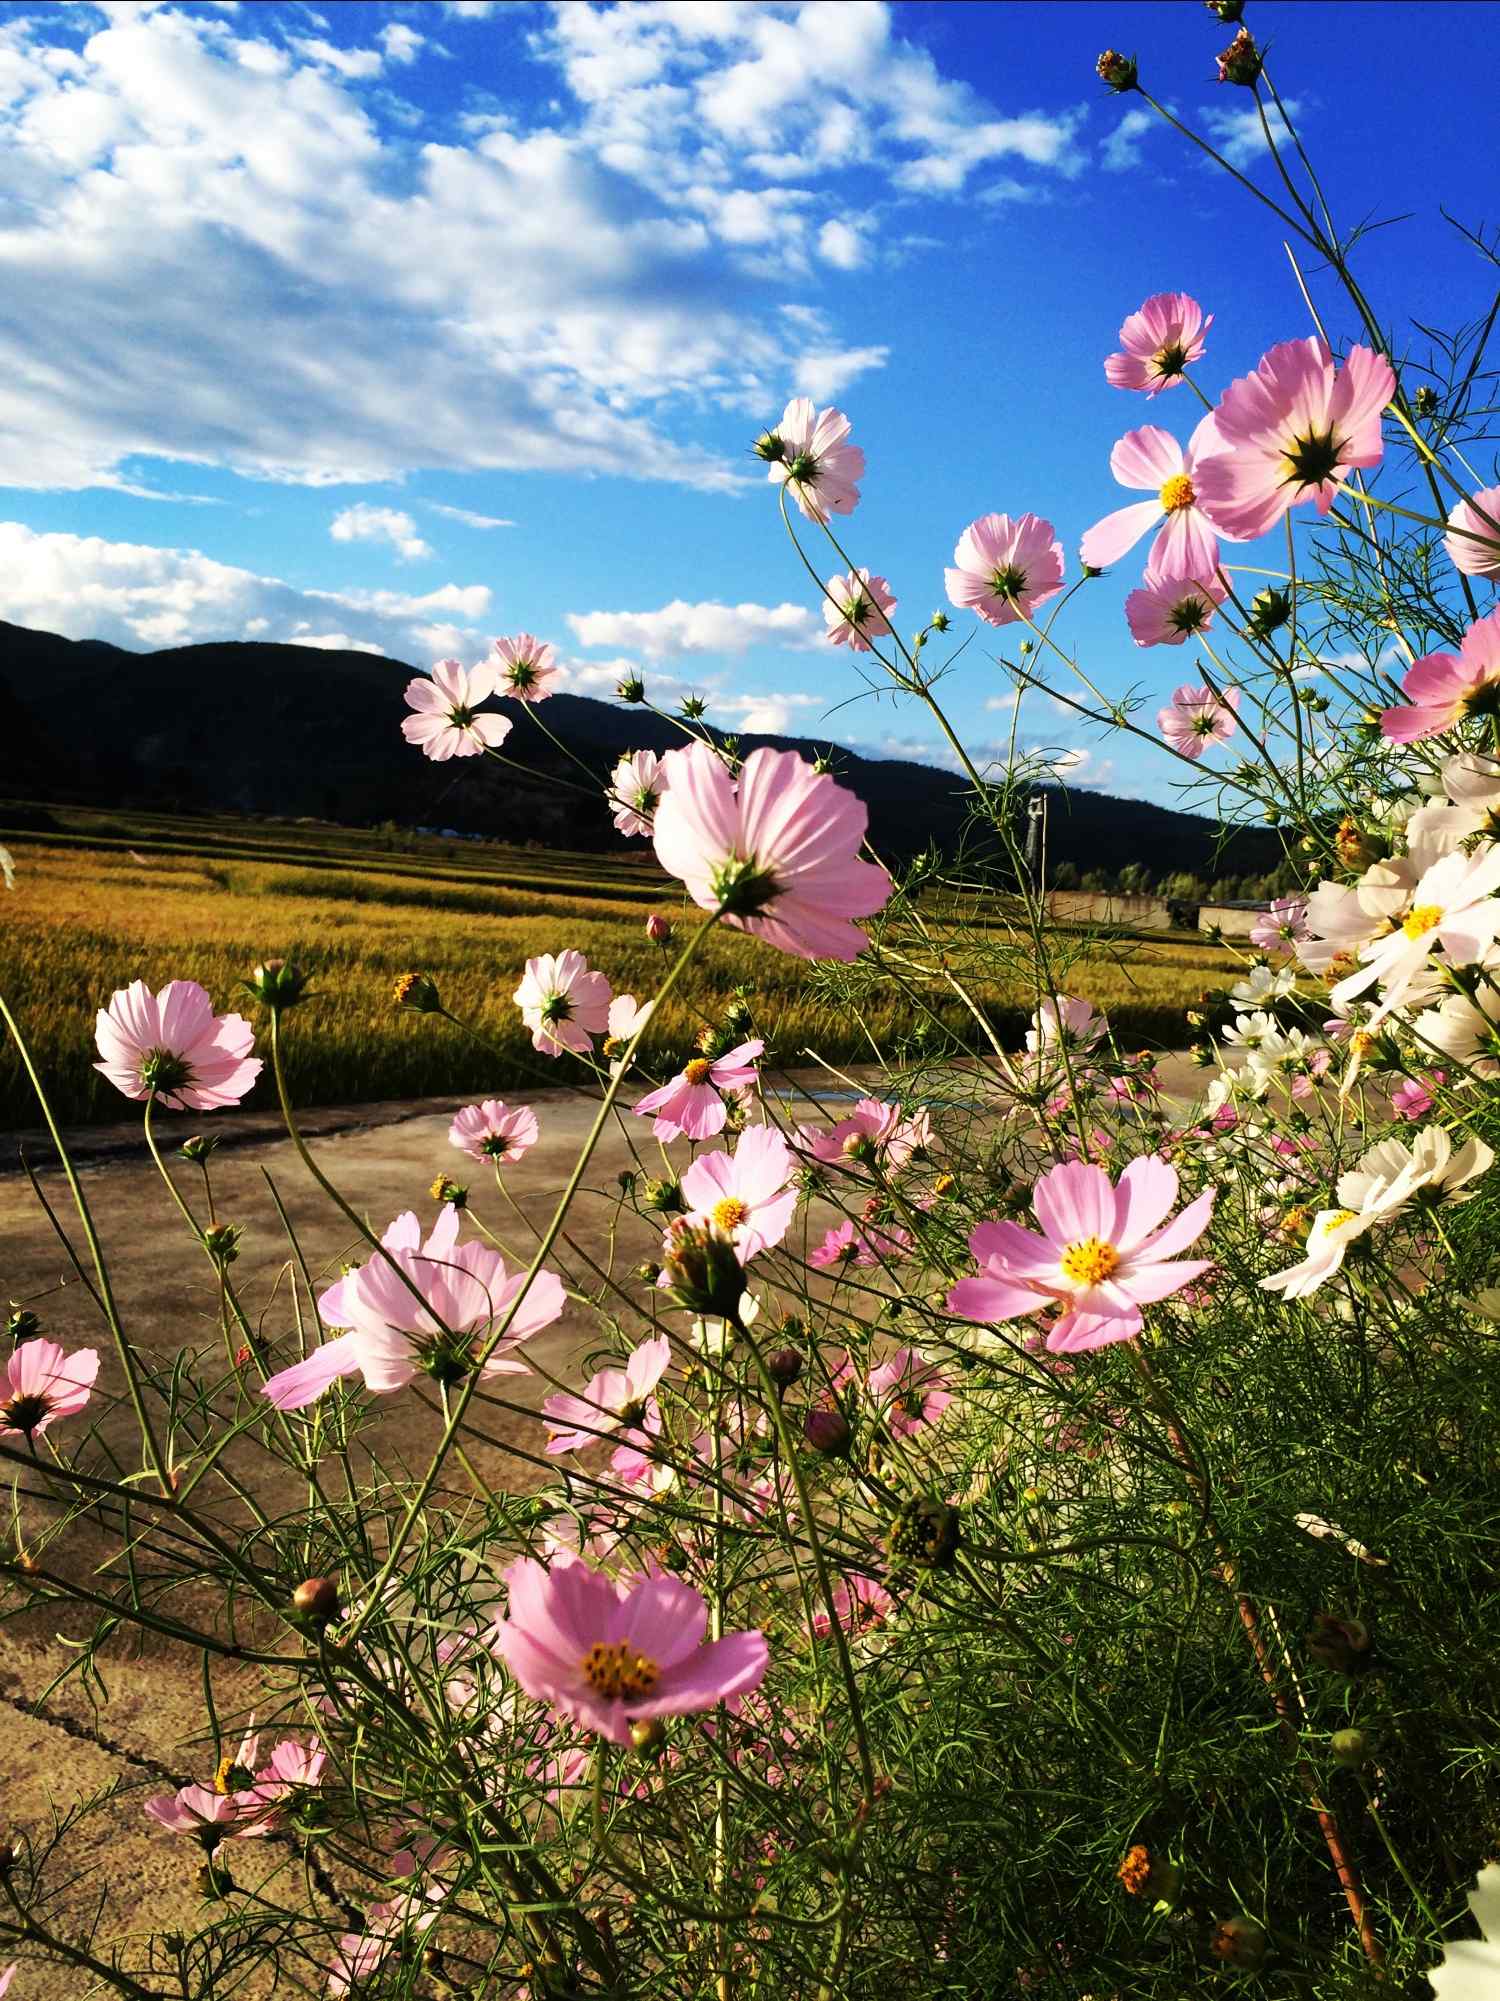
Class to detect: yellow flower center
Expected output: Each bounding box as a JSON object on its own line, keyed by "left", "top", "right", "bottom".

{"left": 1319, "top": 1208, "right": 1359, "bottom": 1234}
{"left": 683, "top": 1058, "right": 713, "bottom": 1086}
{"left": 1402, "top": 903, "right": 1444, "bottom": 939}
{"left": 1059, "top": 1237, "right": 1120, "bottom": 1286}
{"left": 1159, "top": 472, "right": 1196, "bottom": 513}
{"left": 580, "top": 1640, "right": 660, "bottom": 1701}
{"left": 711, "top": 1197, "right": 750, "bottom": 1233}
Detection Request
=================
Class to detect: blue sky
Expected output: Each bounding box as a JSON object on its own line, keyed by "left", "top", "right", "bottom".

{"left": 1, "top": 0, "right": 1495, "bottom": 803}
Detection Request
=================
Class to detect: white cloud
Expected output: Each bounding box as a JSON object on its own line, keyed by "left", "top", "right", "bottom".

{"left": 867, "top": 732, "right": 1114, "bottom": 787}
{"left": 378, "top": 23, "right": 424, "bottom": 66}
{"left": 1200, "top": 95, "right": 1304, "bottom": 170}
{"left": 567, "top": 598, "right": 820, "bottom": 659}
{"left": 289, "top": 36, "right": 384, "bottom": 80}
{"left": 0, "top": 520, "right": 489, "bottom": 660}
{"left": 792, "top": 345, "right": 889, "bottom": 402}
{"left": 329, "top": 502, "right": 434, "bottom": 561}
{"left": 425, "top": 502, "right": 517, "bottom": 529}
{"left": 817, "top": 217, "right": 865, "bottom": 270}
{"left": 1101, "top": 107, "right": 1154, "bottom": 173}
{"left": 442, "top": 1, "right": 500, "bottom": 15}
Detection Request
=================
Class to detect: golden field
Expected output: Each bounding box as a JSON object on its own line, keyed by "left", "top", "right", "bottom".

{"left": 0, "top": 804, "right": 1240, "bottom": 1128}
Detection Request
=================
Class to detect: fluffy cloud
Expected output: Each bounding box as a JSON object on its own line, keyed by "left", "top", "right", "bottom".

{"left": 567, "top": 598, "right": 821, "bottom": 658}
{"left": 1200, "top": 95, "right": 1305, "bottom": 170}
{"left": 330, "top": 503, "right": 434, "bottom": 561}
{"left": 0, "top": 520, "right": 490, "bottom": 660}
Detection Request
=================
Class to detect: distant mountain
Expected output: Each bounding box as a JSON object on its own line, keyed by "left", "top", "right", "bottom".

{"left": 0, "top": 620, "right": 1277, "bottom": 879}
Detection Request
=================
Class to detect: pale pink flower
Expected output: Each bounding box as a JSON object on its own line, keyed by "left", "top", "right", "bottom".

{"left": 1330, "top": 843, "right": 1500, "bottom": 1029}
{"left": 1026, "top": 997, "right": 1103, "bottom": 1056}
{"left": 1157, "top": 683, "right": 1241, "bottom": 759}
{"left": 261, "top": 1206, "right": 564, "bottom": 1409}
{"left": 680, "top": 1124, "right": 798, "bottom": 1262}
{"left": 0, "top": 1964, "right": 14, "bottom": 1997}
{"left": 1191, "top": 338, "right": 1395, "bottom": 539}
{"left": 327, "top": 1888, "right": 442, "bottom": 1999}
{"left": 651, "top": 742, "right": 890, "bottom": 962}
{"left": 945, "top": 513, "right": 1065, "bottom": 628}
{"left": 1125, "top": 567, "right": 1227, "bottom": 647}
{"left": 513, "top": 950, "right": 613, "bottom": 1057}
{"left": 799, "top": 1097, "right": 931, "bottom": 1175}
{"left": 634, "top": 1040, "right": 763, "bottom": 1141}
{"left": 144, "top": 1783, "right": 250, "bottom": 1851}
{"left": 765, "top": 397, "right": 864, "bottom": 523}
{"left": 491, "top": 633, "right": 559, "bottom": 702}
{"left": 1445, "top": 484, "right": 1500, "bottom": 581}
{"left": 1391, "top": 1072, "right": 1444, "bottom": 1120}
{"left": 810, "top": 1219, "right": 912, "bottom": 1269}
{"left": 1381, "top": 610, "right": 1500, "bottom": 743}
{"left": 491, "top": 1558, "right": 769, "bottom": 1745}
{"left": 1080, "top": 415, "right": 1233, "bottom": 580}
{"left": 542, "top": 1333, "right": 672, "bottom": 1457}
{"left": 811, "top": 1572, "right": 894, "bottom": 1639}
{"left": 1249, "top": 897, "right": 1310, "bottom": 957}
{"left": 609, "top": 750, "right": 669, "bottom": 837}
{"left": 1104, "top": 291, "right": 1212, "bottom": 395}
{"left": 823, "top": 568, "right": 897, "bottom": 652}
{"left": 1, "top": 1339, "right": 99, "bottom": 1442}
{"left": 865, "top": 1348, "right": 953, "bottom": 1437}
{"left": 95, "top": 979, "right": 261, "bottom": 1110}
{"left": 947, "top": 1155, "right": 1215, "bottom": 1352}
{"left": 401, "top": 656, "right": 511, "bottom": 760}
{"left": 448, "top": 1099, "right": 539, "bottom": 1166}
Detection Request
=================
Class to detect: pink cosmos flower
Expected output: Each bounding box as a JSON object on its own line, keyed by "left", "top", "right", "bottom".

{"left": 1191, "top": 338, "right": 1395, "bottom": 539}
{"left": 243, "top": 1739, "right": 328, "bottom": 1825}
{"left": 765, "top": 397, "right": 864, "bottom": 523}
{"left": 609, "top": 750, "right": 669, "bottom": 838}
{"left": 448, "top": 1099, "right": 539, "bottom": 1166}
{"left": 491, "top": 1558, "right": 769, "bottom": 1745}
{"left": 809, "top": 1218, "right": 912, "bottom": 1269}
{"left": 0, "top": 1964, "right": 14, "bottom": 1997}
{"left": 1381, "top": 610, "right": 1500, "bottom": 743}
{"left": 1157, "top": 682, "right": 1241, "bottom": 759}
{"left": 1026, "top": 997, "right": 1103, "bottom": 1056}
{"left": 1391, "top": 1072, "right": 1444, "bottom": 1120}
{"left": 401, "top": 656, "right": 511, "bottom": 761}
{"left": 327, "top": 1888, "right": 442, "bottom": 1999}
{"left": 95, "top": 979, "right": 261, "bottom": 1111}
{"left": 823, "top": 568, "right": 897, "bottom": 652}
{"left": 1446, "top": 484, "right": 1500, "bottom": 581}
{"left": 946, "top": 1155, "right": 1215, "bottom": 1352}
{"left": 513, "top": 950, "right": 613, "bottom": 1057}
{"left": 144, "top": 1784, "right": 250, "bottom": 1852}
{"left": 1, "top": 1339, "right": 99, "bottom": 1442}
{"left": 651, "top": 742, "right": 890, "bottom": 962}
{"left": 865, "top": 1348, "right": 953, "bottom": 1437}
{"left": 633, "top": 1039, "right": 763, "bottom": 1142}
{"left": 679, "top": 1124, "right": 798, "bottom": 1262}
{"left": 491, "top": 633, "right": 559, "bottom": 703}
{"left": 261, "top": 1206, "right": 564, "bottom": 1409}
{"left": 945, "top": 513, "right": 1065, "bottom": 628}
{"left": 812, "top": 1572, "right": 894, "bottom": 1640}
{"left": 1104, "top": 291, "right": 1212, "bottom": 395}
{"left": 1249, "top": 897, "right": 1310, "bottom": 957}
{"left": 542, "top": 1333, "right": 672, "bottom": 1457}
{"left": 799, "top": 1096, "right": 931, "bottom": 1175}
{"left": 1079, "top": 415, "right": 1234, "bottom": 580}
{"left": 1125, "top": 566, "right": 1228, "bottom": 648}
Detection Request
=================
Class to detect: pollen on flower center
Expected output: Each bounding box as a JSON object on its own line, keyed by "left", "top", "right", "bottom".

{"left": 1159, "top": 472, "right": 1196, "bottom": 513}
{"left": 712, "top": 1197, "right": 750, "bottom": 1233}
{"left": 1320, "top": 1209, "right": 1359, "bottom": 1233}
{"left": 1059, "top": 1237, "right": 1121, "bottom": 1286}
{"left": 1402, "top": 903, "right": 1444, "bottom": 939}
{"left": 580, "top": 1639, "right": 660, "bottom": 1701}
{"left": 683, "top": 1058, "right": 713, "bottom": 1086}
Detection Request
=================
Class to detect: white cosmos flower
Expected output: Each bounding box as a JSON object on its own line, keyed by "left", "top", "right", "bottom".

{"left": 1260, "top": 1207, "right": 1378, "bottom": 1299}
{"left": 1428, "top": 1864, "right": 1500, "bottom": 1999}
{"left": 1336, "top": 1127, "right": 1492, "bottom": 1219}
{"left": 1220, "top": 1010, "right": 1285, "bottom": 1056}
{"left": 1331, "top": 844, "right": 1500, "bottom": 1029}
{"left": 1230, "top": 963, "right": 1298, "bottom": 1010}
{"left": 1414, "top": 980, "right": 1500, "bottom": 1077}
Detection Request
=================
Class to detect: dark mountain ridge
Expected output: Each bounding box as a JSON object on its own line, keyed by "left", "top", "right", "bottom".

{"left": 0, "top": 620, "right": 1277, "bottom": 880}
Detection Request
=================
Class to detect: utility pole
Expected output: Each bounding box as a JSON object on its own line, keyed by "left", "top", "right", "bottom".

{"left": 1026, "top": 792, "right": 1048, "bottom": 897}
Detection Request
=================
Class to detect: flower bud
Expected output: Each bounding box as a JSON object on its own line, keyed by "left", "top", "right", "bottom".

{"left": 617, "top": 1170, "right": 637, "bottom": 1196}
{"left": 6, "top": 1308, "right": 41, "bottom": 1346}
{"left": 1413, "top": 384, "right": 1439, "bottom": 418}
{"left": 1208, "top": 1914, "right": 1267, "bottom": 1969}
{"left": 392, "top": 970, "right": 442, "bottom": 1013}
{"left": 635, "top": 1261, "right": 661, "bottom": 1284}
{"left": 1118, "top": 1844, "right": 1183, "bottom": 1910}
{"left": 930, "top": 610, "right": 950, "bottom": 632}
{"left": 803, "top": 1408, "right": 852, "bottom": 1457}
{"left": 246, "top": 958, "right": 308, "bottom": 1011}
{"left": 766, "top": 1347, "right": 803, "bottom": 1389}
{"left": 642, "top": 1177, "right": 684, "bottom": 1215}
{"left": 630, "top": 1716, "right": 667, "bottom": 1754}
{"left": 1329, "top": 1727, "right": 1369, "bottom": 1770}
{"left": 178, "top": 1133, "right": 220, "bottom": 1162}
{"left": 1246, "top": 585, "right": 1292, "bottom": 639}
{"left": 644, "top": 913, "right": 672, "bottom": 945}
{"left": 291, "top": 1576, "right": 340, "bottom": 1626}
{"left": 662, "top": 1222, "right": 745, "bottom": 1318}
{"left": 616, "top": 672, "right": 646, "bottom": 704}
{"left": 1095, "top": 48, "right": 1138, "bottom": 91}
{"left": 1205, "top": 0, "right": 1243, "bottom": 18}
{"left": 196, "top": 1859, "right": 233, "bottom": 1900}
{"left": 1306, "top": 1612, "right": 1372, "bottom": 1676}
{"left": 430, "top": 1176, "right": 468, "bottom": 1210}
{"left": 680, "top": 695, "right": 707, "bottom": 720}
{"left": 1215, "top": 27, "right": 1262, "bottom": 84}
{"left": 752, "top": 428, "right": 787, "bottom": 464}
{"left": 886, "top": 1495, "right": 961, "bottom": 1570}
{"left": 203, "top": 1222, "right": 242, "bottom": 1267}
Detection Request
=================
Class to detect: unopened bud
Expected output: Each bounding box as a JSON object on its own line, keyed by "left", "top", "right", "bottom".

{"left": 642, "top": 1177, "right": 684, "bottom": 1215}
{"left": 617, "top": 1170, "right": 637, "bottom": 1196}
{"left": 662, "top": 1221, "right": 745, "bottom": 1317}
{"left": 178, "top": 1133, "right": 220, "bottom": 1162}
{"left": 1330, "top": 1727, "right": 1369, "bottom": 1770}
{"left": 292, "top": 1577, "right": 340, "bottom": 1626}
{"left": 6, "top": 1308, "right": 41, "bottom": 1346}
{"left": 630, "top": 1716, "right": 667, "bottom": 1754}
{"left": 203, "top": 1222, "right": 242, "bottom": 1266}
{"left": 635, "top": 1261, "right": 661, "bottom": 1284}
{"left": 392, "top": 971, "right": 441, "bottom": 1014}
{"left": 887, "top": 1495, "right": 961, "bottom": 1570}
{"left": 246, "top": 958, "right": 308, "bottom": 1011}
{"left": 616, "top": 672, "right": 646, "bottom": 704}
{"left": 644, "top": 913, "right": 672, "bottom": 945}
{"left": 766, "top": 1347, "right": 803, "bottom": 1389}
{"left": 1306, "top": 1612, "right": 1373, "bottom": 1676}
{"left": 680, "top": 694, "right": 706, "bottom": 720}
{"left": 752, "top": 428, "right": 786, "bottom": 464}
{"left": 930, "top": 610, "right": 950, "bottom": 632}
{"left": 1413, "top": 384, "right": 1439, "bottom": 418}
{"left": 1246, "top": 585, "right": 1292, "bottom": 639}
{"left": 1095, "top": 48, "right": 1138, "bottom": 91}
{"left": 803, "top": 1408, "right": 852, "bottom": 1457}
{"left": 1204, "top": 0, "right": 1243, "bottom": 19}
{"left": 1209, "top": 1914, "right": 1267, "bottom": 1969}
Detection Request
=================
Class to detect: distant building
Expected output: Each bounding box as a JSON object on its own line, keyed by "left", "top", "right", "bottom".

{"left": 1196, "top": 900, "right": 1270, "bottom": 937}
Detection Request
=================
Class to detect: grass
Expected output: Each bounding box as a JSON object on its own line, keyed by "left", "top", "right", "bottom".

{"left": 0, "top": 802, "right": 1240, "bottom": 1129}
